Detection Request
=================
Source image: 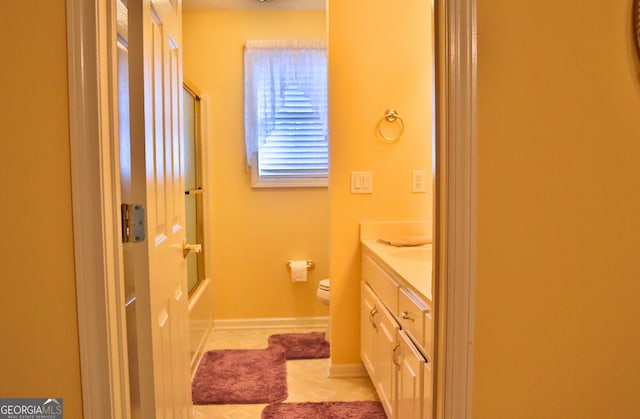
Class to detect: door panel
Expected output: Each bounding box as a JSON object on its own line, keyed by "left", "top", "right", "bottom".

{"left": 127, "top": 0, "right": 191, "bottom": 417}
{"left": 151, "top": 13, "right": 167, "bottom": 238}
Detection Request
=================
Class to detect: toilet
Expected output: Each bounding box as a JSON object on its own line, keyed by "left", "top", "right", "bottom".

{"left": 316, "top": 279, "right": 330, "bottom": 305}
{"left": 316, "top": 279, "right": 331, "bottom": 344}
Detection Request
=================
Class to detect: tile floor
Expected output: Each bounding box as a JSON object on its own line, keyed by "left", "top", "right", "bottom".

{"left": 192, "top": 327, "right": 379, "bottom": 419}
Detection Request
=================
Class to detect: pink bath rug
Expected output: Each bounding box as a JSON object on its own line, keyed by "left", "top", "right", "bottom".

{"left": 192, "top": 347, "right": 287, "bottom": 404}
{"left": 268, "top": 332, "right": 330, "bottom": 360}
{"left": 262, "top": 401, "right": 387, "bottom": 418}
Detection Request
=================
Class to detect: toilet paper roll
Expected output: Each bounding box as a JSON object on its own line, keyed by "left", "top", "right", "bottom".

{"left": 290, "top": 260, "right": 308, "bottom": 283}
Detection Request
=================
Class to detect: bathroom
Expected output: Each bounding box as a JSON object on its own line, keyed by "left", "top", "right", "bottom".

{"left": 183, "top": 0, "right": 433, "bottom": 371}
{"left": 183, "top": 0, "right": 434, "bottom": 375}
{"left": 7, "top": 0, "right": 640, "bottom": 417}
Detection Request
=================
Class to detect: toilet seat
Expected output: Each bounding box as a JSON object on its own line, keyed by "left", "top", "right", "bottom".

{"left": 316, "top": 279, "right": 330, "bottom": 306}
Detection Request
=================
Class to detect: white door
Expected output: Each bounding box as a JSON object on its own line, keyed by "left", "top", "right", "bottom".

{"left": 126, "top": 0, "right": 191, "bottom": 417}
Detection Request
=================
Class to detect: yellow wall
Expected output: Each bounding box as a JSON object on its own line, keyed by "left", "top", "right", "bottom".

{"left": 182, "top": 11, "right": 330, "bottom": 320}
{"left": 474, "top": 0, "right": 640, "bottom": 417}
{"left": 0, "top": 1, "right": 83, "bottom": 416}
{"left": 328, "top": 1, "right": 434, "bottom": 363}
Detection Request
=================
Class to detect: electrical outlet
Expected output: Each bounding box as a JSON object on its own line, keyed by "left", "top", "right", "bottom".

{"left": 412, "top": 170, "right": 427, "bottom": 193}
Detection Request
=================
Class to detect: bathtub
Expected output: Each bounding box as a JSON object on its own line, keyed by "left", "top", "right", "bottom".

{"left": 188, "top": 278, "right": 214, "bottom": 378}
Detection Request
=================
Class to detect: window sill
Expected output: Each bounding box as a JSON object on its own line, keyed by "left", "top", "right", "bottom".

{"left": 251, "top": 175, "right": 328, "bottom": 189}
{"left": 250, "top": 163, "right": 327, "bottom": 189}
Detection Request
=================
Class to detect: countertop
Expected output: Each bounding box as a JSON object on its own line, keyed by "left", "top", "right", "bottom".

{"left": 361, "top": 239, "right": 433, "bottom": 303}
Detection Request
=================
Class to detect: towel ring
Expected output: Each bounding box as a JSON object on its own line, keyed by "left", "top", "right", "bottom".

{"left": 377, "top": 109, "right": 405, "bottom": 142}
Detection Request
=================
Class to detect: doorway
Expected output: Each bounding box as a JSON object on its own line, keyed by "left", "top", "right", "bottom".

{"left": 66, "top": 0, "right": 477, "bottom": 417}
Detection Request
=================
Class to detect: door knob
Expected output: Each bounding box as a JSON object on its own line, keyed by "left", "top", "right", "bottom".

{"left": 183, "top": 240, "right": 202, "bottom": 258}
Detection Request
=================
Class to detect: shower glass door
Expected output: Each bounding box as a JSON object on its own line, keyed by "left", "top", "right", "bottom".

{"left": 183, "top": 84, "right": 205, "bottom": 295}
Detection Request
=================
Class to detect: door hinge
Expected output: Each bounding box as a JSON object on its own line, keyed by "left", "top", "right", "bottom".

{"left": 121, "top": 204, "right": 146, "bottom": 243}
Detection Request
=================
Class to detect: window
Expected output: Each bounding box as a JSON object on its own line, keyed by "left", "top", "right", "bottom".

{"left": 244, "top": 40, "right": 328, "bottom": 188}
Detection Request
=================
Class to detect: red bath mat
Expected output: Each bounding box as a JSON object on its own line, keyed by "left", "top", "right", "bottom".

{"left": 262, "top": 401, "right": 387, "bottom": 418}
{"left": 192, "top": 346, "right": 287, "bottom": 404}
{"left": 268, "top": 332, "right": 330, "bottom": 359}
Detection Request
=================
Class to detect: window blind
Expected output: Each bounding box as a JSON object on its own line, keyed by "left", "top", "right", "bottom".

{"left": 258, "top": 84, "right": 328, "bottom": 178}
{"left": 244, "top": 40, "right": 327, "bottom": 185}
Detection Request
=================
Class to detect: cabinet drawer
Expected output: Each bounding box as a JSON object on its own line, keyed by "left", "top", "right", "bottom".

{"left": 362, "top": 253, "right": 399, "bottom": 314}
{"left": 398, "top": 288, "right": 430, "bottom": 350}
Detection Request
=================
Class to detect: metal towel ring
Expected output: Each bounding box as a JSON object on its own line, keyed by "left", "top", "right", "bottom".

{"left": 377, "top": 109, "right": 405, "bottom": 142}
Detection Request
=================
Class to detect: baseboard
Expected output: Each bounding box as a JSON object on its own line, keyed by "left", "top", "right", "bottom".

{"left": 212, "top": 316, "right": 330, "bottom": 330}
{"left": 327, "top": 361, "right": 368, "bottom": 378}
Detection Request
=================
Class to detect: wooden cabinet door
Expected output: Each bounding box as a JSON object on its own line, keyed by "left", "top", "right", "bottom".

{"left": 361, "top": 281, "right": 378, "bottom": 377}
{"left": 423, "top": 361, "right": 434, "bottom": 419}
{"left": 397, "top": 331, "right": 425, "bottom": 419}
{"left": 373, "top": 302, "right": 400, "bottom": 418}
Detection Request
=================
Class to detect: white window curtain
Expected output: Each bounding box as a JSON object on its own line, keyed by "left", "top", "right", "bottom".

{"left": 244, "top": 39, "right": 327, "bottom": 168}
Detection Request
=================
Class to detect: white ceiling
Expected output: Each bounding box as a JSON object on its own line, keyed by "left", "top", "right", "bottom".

{"left": 183, "top": 0, "right": 326, "bottom": 11}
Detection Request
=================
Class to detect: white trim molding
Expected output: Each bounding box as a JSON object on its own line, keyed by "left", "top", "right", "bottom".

{"left": 212, "top": 316, "right": 330, "bottom": 330}
{"left": 67, "top": 0, "right": 131, "bottom": 417}
{"left": 327, "top": 362, "right": 368, "bottom": 378}
{"left": 441, "top": 0, "right": 478, "bottom": 418}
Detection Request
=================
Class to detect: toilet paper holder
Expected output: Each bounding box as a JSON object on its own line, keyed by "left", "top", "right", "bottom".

{"left": 287, "top": 260, "right": 315, "bottom": 269}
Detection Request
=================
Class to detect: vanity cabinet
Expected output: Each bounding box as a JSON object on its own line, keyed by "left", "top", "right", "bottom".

{"left": 361, "top": 281, "right": 399, "bottom": 418}
{"left": 361, "top": 250, "right": 434, "bottom": 419}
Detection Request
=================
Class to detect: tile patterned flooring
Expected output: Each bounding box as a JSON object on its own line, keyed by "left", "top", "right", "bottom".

{"left": 192, "top": 328, "right": 379, "bottom": 419}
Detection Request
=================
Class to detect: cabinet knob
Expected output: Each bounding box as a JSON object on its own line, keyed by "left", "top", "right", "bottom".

{"left": 401, "top": 311, "right": 415, "bottom": 322}
{"left": 369, "top": 307, "right": 379, "bottom": 330}
{"left": 392, "top": 343, "right": 401, "bottom": 369}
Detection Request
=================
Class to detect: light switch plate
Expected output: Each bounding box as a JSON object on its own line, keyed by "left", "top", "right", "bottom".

{"left": 351, "top": 171, "right": 373, "bottom": 194}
